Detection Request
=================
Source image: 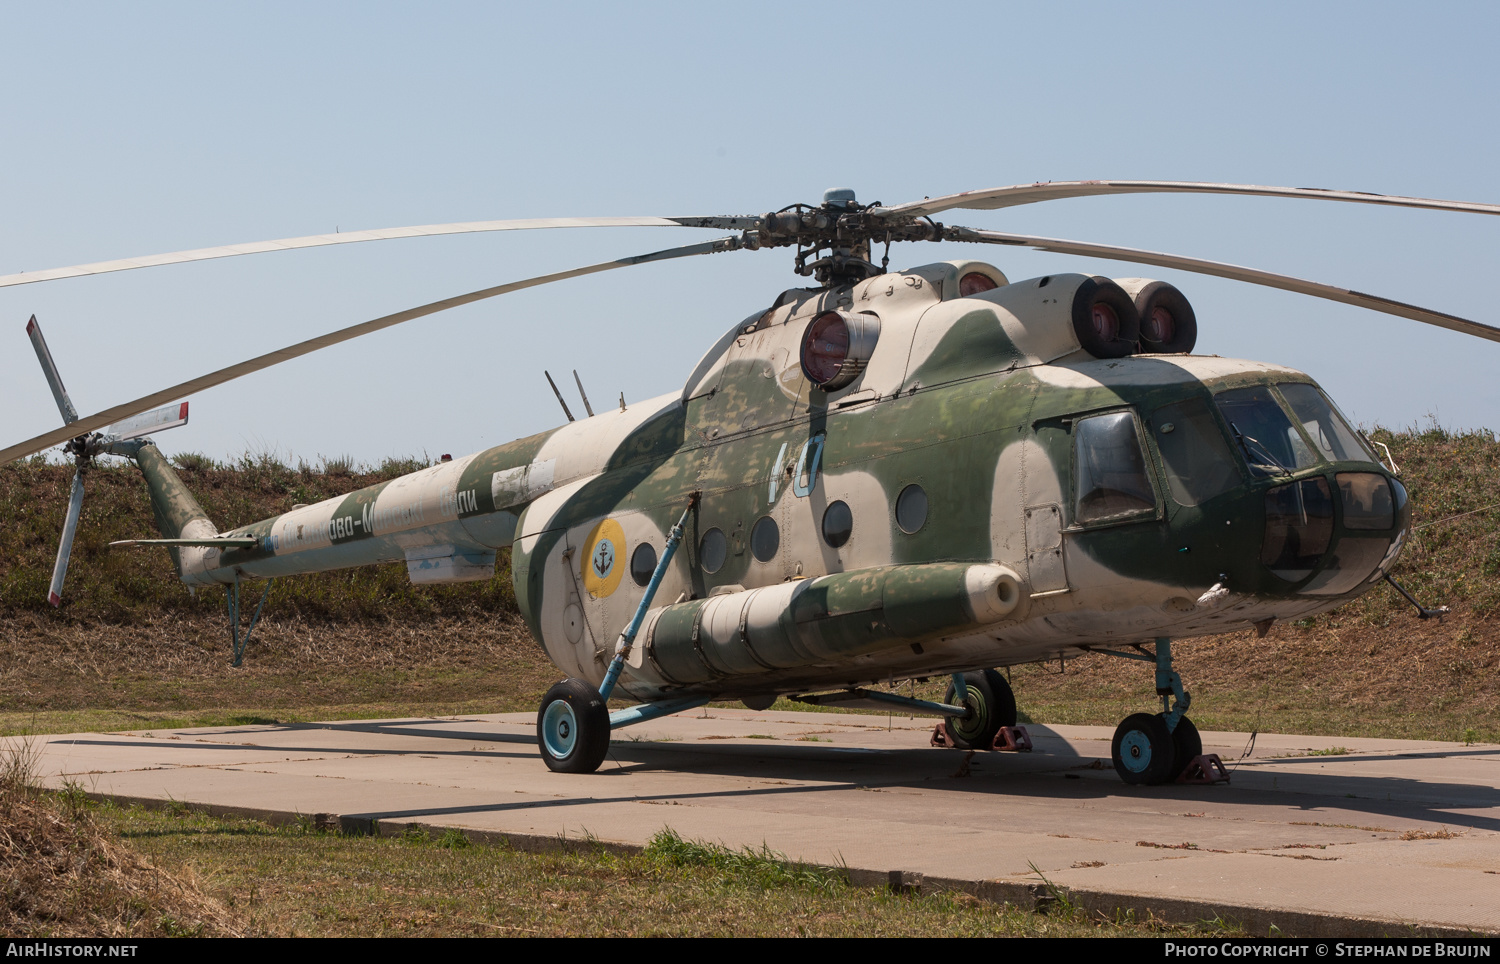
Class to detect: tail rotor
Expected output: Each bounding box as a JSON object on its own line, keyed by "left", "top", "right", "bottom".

{"left": 23, "top": 315, "right": 192, "bottom": 606}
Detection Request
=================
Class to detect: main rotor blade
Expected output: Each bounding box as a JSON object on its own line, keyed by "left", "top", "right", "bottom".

{"left": 48, "top": 470, "right": 85, "bottom": 606}
{"left": 946, "top": 226, "right": 1500, "bottom": 344}
{"left": 877, "top": 181, "right": 1500, "bottom": 221}
{"left": 0, "top": 215, "right": 756, "bottom": 289}
{"left": 0, "top": 235, "right": 743, "bottom": 464}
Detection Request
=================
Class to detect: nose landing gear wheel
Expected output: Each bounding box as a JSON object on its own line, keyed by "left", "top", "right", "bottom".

{"left": 942, "top": 669, "right": 1017, "bottom": 751}
{"left": 537, "top": 678, "right": 611, "bottom": 773}
{"left": 1112, "top": 712, "right": 1176, "bottom": 785}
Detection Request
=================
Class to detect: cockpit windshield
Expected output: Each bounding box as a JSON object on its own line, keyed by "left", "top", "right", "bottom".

{"left": 1213, "top": 386, "right": 1317, "bottom": 477}
{"left": 1277, "top": 383, "right": 1378, "bottom": 463}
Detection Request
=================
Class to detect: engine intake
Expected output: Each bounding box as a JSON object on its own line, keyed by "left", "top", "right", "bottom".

{"left": 1070, "top": 277, "right": 1140, "bottom": 358}
{"left": 1117, "top": 279, "right": 1198, "bottom": 354}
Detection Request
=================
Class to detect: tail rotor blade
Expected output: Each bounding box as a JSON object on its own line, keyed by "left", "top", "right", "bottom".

{"left": 26, "top": 316, "right": 80, "bottom": 425}
{"left": 107, "top": 401, "right": 189, "bottom": 441}
{"left": 48, "top": 471, "right": 85, "bottom": 607}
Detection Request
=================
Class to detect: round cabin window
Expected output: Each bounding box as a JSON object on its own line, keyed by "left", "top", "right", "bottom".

{"left": 699, "top": 528, "right": 727, "bottom": 573}
{"left": 630, "top": 542, "right": 657, "bottom": 587}
{"left": 750, "top": 515, "right": 780, "bottom": 562}
{"left": 821, "top": 501, "right": 853, "bottom": 548}
{"left": 896, "top": 483, "right": 928, "bottom": 533}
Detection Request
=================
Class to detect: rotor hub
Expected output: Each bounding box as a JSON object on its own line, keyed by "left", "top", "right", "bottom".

{"left": 742, "top": 189, "right": 946, "bottom": 287}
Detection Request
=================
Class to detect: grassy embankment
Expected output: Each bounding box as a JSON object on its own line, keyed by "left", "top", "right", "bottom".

{"left": 0, "top": 426, "right": 1497, "bottom": 742}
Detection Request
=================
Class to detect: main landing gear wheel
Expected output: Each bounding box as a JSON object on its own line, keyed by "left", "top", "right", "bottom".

{"left": 1167, "top": 715, "right": 1202, "bottom": 780}
{"left": 1112, "top": 712, "right": 1176, "bottom": 785}
{"left": 537, "top": 678, "right": 610, "bottom": 774}
{"left": 942, "top": 669, "right": 1018, "bottom": 750}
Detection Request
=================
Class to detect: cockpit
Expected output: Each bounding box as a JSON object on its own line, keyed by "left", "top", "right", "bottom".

{"left": 1071, "top": 375, "right": 1410, "bottom": 598}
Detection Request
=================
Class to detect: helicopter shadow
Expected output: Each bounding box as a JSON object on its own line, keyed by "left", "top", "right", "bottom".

{"left": 46, "top": 720, "right": 1500, "bottom": 835}
{"left": 585, "top": 733, "right": 1500, "bottom": 835}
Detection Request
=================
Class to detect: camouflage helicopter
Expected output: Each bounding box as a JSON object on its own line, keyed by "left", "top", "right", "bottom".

{"left": 5, "top": 180, "right": 1496, "bottom": 785}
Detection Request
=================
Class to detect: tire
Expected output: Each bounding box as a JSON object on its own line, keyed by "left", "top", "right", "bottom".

{"left": 942, "top": 669, "right": 1018, "bottom": 750}
{"left": 1112, "top": 712, "right": 1176, "bottom": 785}
{"left": 1167, "top": 715, "right": 1202, "bottom": 780}
{"left": 536, "top": 678, "right": 611, "bottom": 774}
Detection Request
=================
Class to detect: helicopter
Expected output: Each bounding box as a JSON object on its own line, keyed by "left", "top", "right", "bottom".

{"left": 4, "top": 180, "right": 1496, "bottom": 785}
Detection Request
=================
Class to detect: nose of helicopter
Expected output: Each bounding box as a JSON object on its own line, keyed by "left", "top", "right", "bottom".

{"left": 1256, "top": 467, "right": 1411, "bottom": 597}
{"left": 1116, "top": 369, "right": 1413, "bottom": 606}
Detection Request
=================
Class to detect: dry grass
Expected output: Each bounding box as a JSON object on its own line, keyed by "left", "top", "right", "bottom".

{"left": 0, "top": 611, "right": 555, "bottom": 735}
{"left": 0, "top": 739, "right": 241, "bottom": 937}
{"left": 2, "top": 427, "right": 1498, "bottom": 743}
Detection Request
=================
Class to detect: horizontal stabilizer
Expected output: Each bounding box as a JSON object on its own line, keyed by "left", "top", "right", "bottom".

{"left": 108, "top": 401, "right": 189, "bottom": 441}
{"left": 110, "top": 536, "right": 257, "bottom": 549}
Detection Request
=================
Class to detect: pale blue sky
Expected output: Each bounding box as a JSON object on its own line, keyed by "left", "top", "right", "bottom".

{"left": 4, "top": 2, "right": 1498, "bottom": 463}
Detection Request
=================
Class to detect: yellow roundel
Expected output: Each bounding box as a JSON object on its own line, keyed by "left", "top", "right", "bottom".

{"left": 580, "top": 518, "right": 626, "bottom": 599}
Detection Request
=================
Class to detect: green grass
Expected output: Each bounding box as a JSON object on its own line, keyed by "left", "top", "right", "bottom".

{"left": 90, "top": 800, "right": 1239, "bottom": 937}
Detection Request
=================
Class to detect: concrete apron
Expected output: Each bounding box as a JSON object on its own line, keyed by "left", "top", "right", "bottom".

{"left": 20, "top": 709, "right": 1500, "bottom": 937}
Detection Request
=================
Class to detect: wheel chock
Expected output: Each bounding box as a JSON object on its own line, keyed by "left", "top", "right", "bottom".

{"left": 991, "top": 725, "right": 1033, "bottom": 752}
{"left": 1176, "top": 753, "right": 1230, "bottom": 785}
{"left": 929, "top": 723, "right": 1033, "bottom": 750}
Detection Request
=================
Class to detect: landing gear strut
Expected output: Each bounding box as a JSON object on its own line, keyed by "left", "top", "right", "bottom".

{"left": 1094, "top": 637, "right": 1211, "bottom": 785}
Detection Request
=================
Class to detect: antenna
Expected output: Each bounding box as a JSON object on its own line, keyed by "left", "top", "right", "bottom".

{"left": 572, "top": 370, "right": 595, "bottom": 417}
{"left": 544, "top": 371, "right": 575, "bottom": 422}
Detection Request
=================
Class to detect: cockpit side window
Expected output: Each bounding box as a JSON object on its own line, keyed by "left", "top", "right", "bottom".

{"left": 1277, "top": 383, "right": 1377, "bottom": 463}
{"left": 1213, "top": 386, "right": 1318, "bottom": 477}
{"left": 1074, "top": 411, "right": 1157, "bottom": 524}
{"left": 1151, "top": 397, "right": 1241, "bottom": 506}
